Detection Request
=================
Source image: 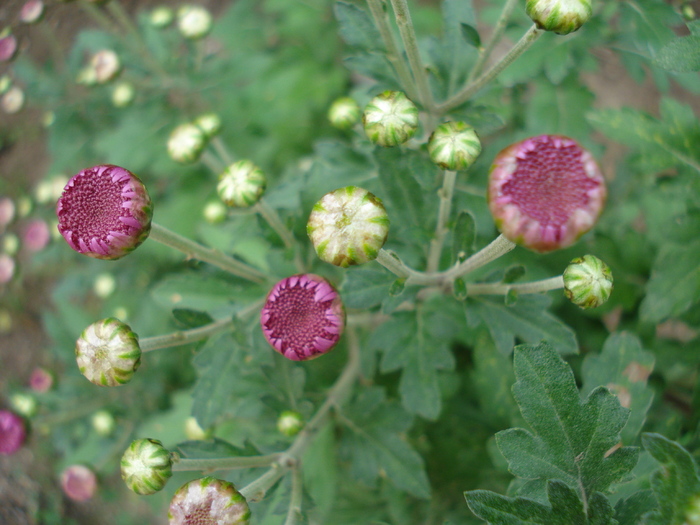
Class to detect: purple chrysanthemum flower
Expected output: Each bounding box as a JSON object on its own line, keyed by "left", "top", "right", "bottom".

{"left": 57, "top": 165, "right": 153, "bottom": 260}
{"left": 169, "top": 477, "right": 250, "bottom": 525}
{"left": 61, "top": 465, "right": 97, "bottom": 502}
{"left": 0, "top": 410, "right": 26, "bottom": 455}
{"left": 488, "top": 135, "right": 606, "bottom": 253}
{"left": 261, "top": 274, "right": 345, "bottom": 361}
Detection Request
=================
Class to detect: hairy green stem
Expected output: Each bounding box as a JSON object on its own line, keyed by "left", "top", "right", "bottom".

{"left": 467, "top": 0, "right": 519, "bottom": 82}
{"left": 284, "top": 467, "right": 304, "bottom": 525}
{"left": 201, "top": 150, "right": 225, "bottom": 174}
{"left": 426, "top": 170, "right": 457, "bottom": 273}
{"left": 149, "top": 222, "right": 267, "bottom": 283}
{"left": 437, "top": 25, "right": 542, "bottom": 114}
{"left": 365, "top": 0, "right": 418, "bottom": 101}
{"left": 239, "top": 464, "right": 286, "bottom": 502}
{"left": 466, "top": 275, "right": 565, "bottom": 296}
{"left": 389, "top": 0, "right": 435, "bottom": 111}
{"left": 443, "top": 234, "right": 516, "bottom": 281}
{"left": 211, "top": 136, "right": 235, "bottom": 166}
{"left": 172, "top": 453, "right": 282, "bottom": 472}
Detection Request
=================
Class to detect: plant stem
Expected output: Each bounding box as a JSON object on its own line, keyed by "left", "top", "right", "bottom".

{"left": 149, "top": 222, "right": 267, "bottom": 283}
{"left": 365, "top": 0, "right": 418, "bottom": 101}
{"left": 172, "top": 453, "right": 282, "bottom": 472}
{"left": 426, "top": 170, "right": 457, "bottom": 273}
{"left": 284, "top": 467, "right": 303, "bottom": 525}
{"left": 437, "top": 25, "right": 543, "bottom": 114}
{"left": 389, "top": 0, "right": 435, "bottom": 111}
{"left": 201, "top": 150, "right": 225, "bottom": 174}
{"left": 211, "top": 136, "right": 235, "bottom": 166}
{"left": 239, "top": 464, "right": 286, "bottom": 502}
{"left": 466, "top": 275, "right": 564, "bottom": 296}
{"left": 467, "top": 0, "right": 518, "bottom": 82}
{"left": 443, "top": 234, "right": 516, "bottom": 281}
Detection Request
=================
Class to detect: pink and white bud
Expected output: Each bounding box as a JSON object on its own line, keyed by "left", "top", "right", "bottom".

{"left": 0, "top": 197, "right": 15, "bottom": 230}
{"left": 0, "top": 410, "right": 26, "bottom": 455}
{"left": 29, "top": 367, "right": 54, "bottom": 393}
{"left": 61, "top": 465, "right": 97, "bottom": 502}
{"left": 0, "top": 35, "right": 18, "bottom": 62}
{"left": 22, "top": 219, "right": 51, "bottom": 252}
{"left": 91, "top": 50, "right": 121, "bottom": 84}
{"left": 0, "top": 254, "right": 15, "bottom": 284}
{"left": 56, "top": 165, "right": 153, "bottom": 260}
{"left": 487, "top": 134, "right": 606, "bottom": 253}
{"left": 20, "top": 1, "right": 45, "bottom": 24}
{"left": 363, "top": 91, "right": 419, "bottom": 147}
{"left": 1, "top": 86, "right": 25, "bottom": 114}
{"left": 168, "top": 476, "right": 251, "bottom": 525}
{"left": 261, "top": 274, "right": 345, "bottom": 361}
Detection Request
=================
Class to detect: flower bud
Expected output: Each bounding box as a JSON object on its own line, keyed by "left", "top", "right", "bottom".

{"left": 0, "top": 75, "right": 10, "bottom": 95}
{"left": 61, "top": 465, "right": 97, "bottom": 502}
{"left": 185, "top": 416, "right": 211, "bottom": 440}
{"left": 428, "top": 121, "right": 482, "bottom": 171}
{"left": 563, "top": 254, "right": 612, "bottom": 308}
{"left": 112, "top": 81, "right": 135, "bottom": 107}
{"left": 76, "top": 66, "right": 98, "bottom": 86}
{"left": 177, "top": 5, "right": 213, "bottom": 40}
{"left": 90, "top": 50, "right": 121, "bottom": 84}
{"left": 194, "top": 113, "right": 222, "bottom": 139}
{"left": 3, "top": 233, "right": 19, "bottom": 255}
{"left": 217, "top": 160, "right": 267, "bottom": 208}
{"left": 0, "top": 35, "right": 18, "bottom": 63}
{"left": 686, "top": 494, "right": 700, "bottom": 525}
{"left": 328, "top": 97, "right": 361, "bottom": 130}
{"left": 10, "top": 393, "right": 38, "bottom": 418}
{"left": 0, "top": 309, "right": 11, "bottom": 333}
{"left": 29, "top": 367, "right": 54, "bottom": 392}
{"left": 93, "top": 273, "right": 117, "bottom": 299}
{"left": 0, "top": 410, "right": 26, "bottom": 455}
{"left": 121, "top": 438, "right": 173, "bottom": 495}
{"left": 307, "top": 186, "right": 389, "bottom": 267}
{"left": 16, "top": 196, "right": 32, "bottom": 218}
{"left": 526, "top": 0, "right": 592, "bottom": 35}
{"left": 57, "top": 165, "right": 152, "bottom": 260}
{"left": 169, "top": 477, "right": 251, "bottom": 525}
{"left": 20, "top": 1, "right": 45, "bottom": 24}
{"left": 277, "top": 410, "right": 303, "bottom": 437}
{"left": 0, "top": 254, "right": 15, "bottom": 284}
{"left": 488, "top": 135, "right": 606, "bottom": 253}
{"left": 75, "top": 318, "right": 141, "bottom": 386}
{"left": 150, "top": 6, "right": 175, "bottom": 28}
{"left": 0, "top": 197, "right": 15, "bottom": 229}
{"left": 167, "top": 123, "right": 206, "bottom": 164}
{"left": 23, "top": 219, "right": 51, "bottom": 252}
{"left": 363, "top": 91, "right": 419, "bottom": 147}
{"left": 91, "top": 410, "right": 116, "bottom": 436}
{"left": 261, "top": 274, "right": 345, "bottom": 361}
{"left": 202, "top": 200, "right": 227, "bottom": 224}
{"left": 1, "top": 86, "right": 24, "bottom": 114}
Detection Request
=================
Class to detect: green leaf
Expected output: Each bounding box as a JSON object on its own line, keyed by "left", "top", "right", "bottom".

{"left": 172, "top": 309, "right": 214, "bottom": 329}
{"left": 527, "top": 77, "right": 594, "bottom": 138}
{"left": 341, "top": 268, "right": 395, "bottom": 309}
{"left": 452, "top": 210, "right": 476, "bottom": 263}
{"left": 497, "top": 343, "right": 639, "bottom": 505}
{"left": 640, "top": 239, "right": 700, "bottom": 323}
{"left": 614, "top": 490, "right": 658, "bottom": 525}
{"left": 340, "top": 387, "right": 430, "bottom": 499}
{"left": 334, "top": 1, "right": 384, "bottom": 52}
{"left": 582, "top": 332, "right": 655, "bottom": 444}
{"left": 653, "top": 34, "right": 700, "bottom": 72}
{"left": 465, "top": 295, "right": 578, "bottom": 355}
{"left": 151, "top": 273, "right": 243, "bottom": 314}
{"left": 177, "top": 438, "right": 258, "bottom": 459}
{"left": 460, "top": 23, "right": 481, "bottom": 48}
{"left": 302, "top": 425, "right": 338, "bottom": 520}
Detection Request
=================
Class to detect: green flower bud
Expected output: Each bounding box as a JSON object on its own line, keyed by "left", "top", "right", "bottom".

{"left": 91, "top": 410, "right": 116, "bottom": 436}
{"left": 76, "top": 65, "right": 98, "bottom": 86}
{"left": 168, "top": 123, "right": 206, "bottom": 164}
{"left": 121, "top": 438, "right": 173, "bottom": 495}
{"left": 277, "top": 410, "right": 303, "bottom": 437}
{"left": 169, "top": 477, "right": 250, "bottom": 524}
{"left": 363, "top": 91, "right": 419, "bottom": 147}
{"left": 10, "top": 392, "right": 38, "bottom": 418}
{"left": 112, "top": 81, "right": 135, "bottom": 108}
{"left": 307, "top": 186, "right": 389, "bottom": 267}
{"left": 217, "top": 160, "right": 267, "bottom": 208}
{"left": 428, "top": 121, "right": 482, "bottom": 171}
{"left": 194, "top": 113, "right": 222, "bottom": 139}
{"left": 177, "top": 5, "right": 213, "bottom": 40}
{"left": 150, "top": 6, "right": 175, "bottom": 28}
{"left": 563, "top": 255, "right": 612, "bottom": 309}
{"left": 75, "top": 318, "right": 141, "bottom": 386}
{"left": 328, "top": 97, "right": 361, "bottom": 130}
{"left": 2, "top": 233, "right": 19, "bottom": 256}
{"left": 93, "top": 273, "right": 117, "bottom": 299}
{"left": 526, "top": 0, "right": 592, "bottom": 35}
{"left": 0, "top": 75, "right": 11, "bottom": 94}
{"left": 202, "top": 200, "right": 228, "bottom": 224}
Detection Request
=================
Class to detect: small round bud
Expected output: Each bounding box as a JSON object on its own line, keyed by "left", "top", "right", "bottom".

{"left": 0, "top": 254, "right": 15, "bottom": 284}
{"left": 75, "top": 318, "right": 141, "bottom": 386}
{"left": 0, "top": 410, "right": 26, "bottom": 455}
{"left": 217, "top": 160, "right": 267, "bottom": 208}
{"left": 488, "top": 135, "right": 606, "bottom": 253}
{"left": 112, "top": 306, "right": 129, "bottom": 321}
{"left": 328, "top": 97, "right": 361, "bottom": 130}
{"left": 61, "top": 465, "right": 97, "bottom": 502}
{"left": 177, "top": 5, "right": 213, "bottom": 40}
{"left": 1, "top": 86, "right": 25, "bottom": 114}
{"left": 90, "top": 50, "right": 121, "bottom": 84}
{"left": 363, "top": 91, "right": 419, "bottom": 147}
{"left": 3, "top": 233, "right": 19, "bottom": 256}
{"left": 277, "top": 410, "right": 303, "bottom": 437}
{"left": 121, "top": 438, "right": 173, "bottom": 495}
{"left": 563, "top": 254, "right": 613, "bottom": 309}
{"left": 194, "top": 113, "right": 222, "bottom": 139}
{"left": 0, "top": 309, "right": 12, "bottom": 333}
{"left": 307, "top": 186, "right": 389, "bottom": 267}
{"left": 93, "top": 273, "right": 117, "bottom": 299}
{"left": 42, "top": 110, "right": 55, "bottom": 127}
{"left": 169, "top": 476, "right": 251, "bottom": 525}
{"left": 0, "top": 197, "right": 16, "bottom": 228}
{"left": 76, "top": 66, "right": 98, "bottom": 86}
{"left": 202, "top": 201, "right": 227, "bottom": 224}
{"left": 526, "top": 0, "right": 592, "bottom": 35}
{"left": 0, "top": 35, "right": 18, "bottom": 63}
{"left": 185, "top": 416, "right": 210, "bottom": 440}
{"left": 29, "top": 367, "right": 54, "bottom": 393}
{"left": 261, "top": 274, "right": 345, "bottom": 361}
{"left": 91, "top": 410, "right": 116, "bottom": 436}
{"left": 0, "top": 75, "right": 10, "bottom": 95}
{"left": 150, "top": 6, "right": 175, "bottom": 28}
{"left": 112, "top": 81, "right": 135, "bottom": 107}
{"left": 23, "top": 219, "right": 51, "bottom": 252}
{"left": 168, "top": 123, "right": 206, "bottom": 164}
{"left": 10, "top": 393, "right": 38, "bottom": 418}
{"left": 20, "top": 1, "right": 45, "bottom": 24}
{"left": 428, "top": 121, "right": 482, "bottom": 171}
{"left": 16, "top": 196, "right": 32, "bottom": 218}
{"left": 57, "top": 165, "right": 153, "bottom": 260}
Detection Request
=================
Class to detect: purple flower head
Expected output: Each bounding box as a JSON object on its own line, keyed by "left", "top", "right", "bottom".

{"left": 61, "top": 465, "right": 97, "bottom": 502}
{"left": 488, "top": 135, "right": 606, "bottom": 253}
{"left": 261, "top": 274, "right": 345, "bottom": 361}
{"left": 0, "top": 410, "right": 26, "bottom": 455}
{"left": 57, "top": 165, "right": 153, "bottom": 260}
{"left": 169, "top": 476, "right": 250, "bottom": 525}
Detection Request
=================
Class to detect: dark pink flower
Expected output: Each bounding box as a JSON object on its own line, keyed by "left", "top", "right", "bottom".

{"left": 0, "top": 410, "right": 26, "bottom": 455}
{"left": 61, "top": 465, "right": 97, "bottom": 502}
{"left": 261, "top": 274, "right": 345, "bottom": 361}
{"left": 29, "top": 367, "right": 54, "bottom": 393}
{"left": 0, "top": 35, "right": 18, "bottom": 62}
{"left": 488, "top": 134, "right": 606, "bottom": 253}
{"left": 56, "top": 165, "right": 153, "bottom": 260}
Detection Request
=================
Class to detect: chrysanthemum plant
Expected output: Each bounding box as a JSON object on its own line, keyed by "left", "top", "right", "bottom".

{"left": 4, "top": 0, "right": 700, "bottom": 523}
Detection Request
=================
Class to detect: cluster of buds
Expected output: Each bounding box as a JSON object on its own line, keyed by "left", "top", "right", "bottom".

{"left": 167, "top": 113, "right": 222, "bottom": 164}
{"left": 169, "top": 477, "right": 251, "bottom": 524}
{"left": 217, "top": 160, "right": 267, "bottom": 208}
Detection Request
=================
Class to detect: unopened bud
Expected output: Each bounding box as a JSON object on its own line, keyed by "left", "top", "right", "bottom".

{"left": 167, "top": 123, "right": 206, "bottom": 164}
{"left": 150, "top": 6, "right": 175, "bottom": 28}
{"left": 3, "top": 233, "right": 19, "bottom": 256}
{"left": 563, "top": 255, "right": 613, "bottom": 308}
{"left": 93, "top": 273, "right": 117, "bottom": 299}
{"left": 29, "top": 367, "right": 54, "bottom": 392}
{"left": 91, "top": 410, "right": 116, "bottom": 436}
{"left": 75, "top": 318, "right": 141, "bottom": 386}
{"left": 363, "top": 91, "right": 419, "bottom": 147}
{"left": 1, "top": 86, "right": 24, "bottom": 114}
{"left": 61, "top": 465, "right": 97, "bottom": 502}
{"left": 177, "top": 5, "right": 213, "bottom": 39}
{"left": 0, "top": 197, "right": 15, "bottom": 228}
{"left": 112, "top": 81, "right": 135, "bottom": 107}
{"left": 0, "top": 35, "right": 18, "bottom": 63}
{"left": 217, "top": 160, "right": 267, "bottom": 208}
{"left": 194, "top": 113, "right": 222, "bottom": 138}
{"left": 0, "top": 410, "right": 26, "bottom": 455}
{"left": 169, "top": 477, "right": 251, "bottom": 524}
{"left": 0, "top": 254, "right": 15, "bottom": 284}
{"left": 277, "top": 410, "right": 303, "bottom": 437}
{"left": 20, "top": 1, "right": 45, "bottom": 24}
{"left": 91, "top": 50, "right": 121, "bottom": 83}
{"left": 10, "top": 393, "right": 38, "bottom": 418}
{"left": 185, "top": 416, "right": 210, "bottom": 440}
{"left": 202, "top": 200, "right": 227, "bottom": 224}
{"left": 328, "top": 97, "right": 361, "bottom": 130}
{"left": 121, "top": 438, "right": 173, "bottom": 495}
{"left": 428, "top": 121, "right": 482, "bottom": 171}
{"left": 526, "top": 0, "right": 592, "bottom": 35}
{"left": 76, "top": 66, "right": 98, "bottom": 86}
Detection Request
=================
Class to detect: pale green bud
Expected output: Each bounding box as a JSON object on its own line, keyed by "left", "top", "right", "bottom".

{"left": 3, "top": 233, "right": 19, "bottom": 256}
{"left": 150, "top": 6, "right": 175, "bottom": 28}
{"left": 121, "top": 438, "right": 173, "bottom": 495}
{"left": 177, "top": 5, "right": 213, "bottom": 39}
{"left": 194, "top": 113, "right": 222, "bottom": 138}
{"left": 10, "top": 392, "right": 38, "bottom": 417}
{"left": 526, "top": 0, "right": 592, "bottom": 35}
{"left": 167, "top": 123, "right": 206, "bottom": 164}
{"left": 217, "top": 160, "right": 267, "bottom": 208}
{"left": 184, "top": 416, "right": 210, "bottom": 440}
{"left": 363, "top": 91, "right": 419, "bottom": 147}
{"left": 76, "top": 65, "right": 98, "bottom": 86}
{"left": 563, "top": 255, "right": 613, "bottom": 308}
{"left": 428, "top": 121, "right": 482, "bottom": 171}
{"left": 112, "top": 81, "right": 135, "bottom": 108}
{"left": 93, "top": 273, "right": 117, "bottom": 299}
{"left": 277, "top": 410, "right": 303, "bottom": 437}
{"left": 91, "top": 409, "right": 116, "bottom": 436}
{"left": 328, "top": 97, "right": 361, "bottom": 130}
{"left": 0, "top": 75, "right": 11, "bottom": 94}
{"left": 1, "top": 86, "right": 24, "bottom": 114}
{"left": 202, "top": 201, "right": 227, "bottom": 224}
{"left": 75, "top": 318, "right": 141, "bottom": 386}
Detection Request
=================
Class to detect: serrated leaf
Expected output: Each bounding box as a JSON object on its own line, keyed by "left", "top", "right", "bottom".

{"left": 341, "top": 268, "right": 395, "bottom": 309}
{"left": 653, "top": 34, "right": 700, "bottom": 72}
{"left": 614, "top": 490, "right": 658, "bottom": 525}
{"left": 496, "top": 343, "right": 639, "bottom": 507}
{"left": 465, "top": 295, "right": 578, "bottom": 355}
{"left": 302, "top": 425, "right": 338, "bottom": 520}
{"left": 642, "top": 433, "right": 700, "bottom": 524}
{"left": 176, "top": 438, "right": 258, "bottom": 459}
{"left": 527, "top": 77, "right": 594, "bottom": 138}
{"left": 503, "top": 265, "right": 526, "bottom": 284}
{"left": 452, "top": 210, "right": 476, "bottom": 263}
{"left": 172, "top": 308, "right": 215, "bottom": 329}
{"left": 334, "top": 1, "right": 384, "bottom": 52}
{"left": 460, "top": 23, "right": 481, "bottom": 48}
{"left": 640, "top": 239, "right": 700, "bottom": 323}
{"left": 582, "top": 332, "right": 655, "bottom": 444}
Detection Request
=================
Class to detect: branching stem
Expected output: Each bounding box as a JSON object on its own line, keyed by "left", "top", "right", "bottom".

{"left": 426, "top": 170, "right": 457, "bottom": 273}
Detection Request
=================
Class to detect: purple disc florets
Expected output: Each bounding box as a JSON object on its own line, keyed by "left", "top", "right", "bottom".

{"left": 57, "top": 165, "right": 153, "bottom": 260}
{"left": 0, "top": 410, "right": 26, "bottom": 455}
{"left": 261, "top": 274, "right": 345, "bottom": 361}
{"left": 488, "top": 135, "right": 606, "bottom": 253}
